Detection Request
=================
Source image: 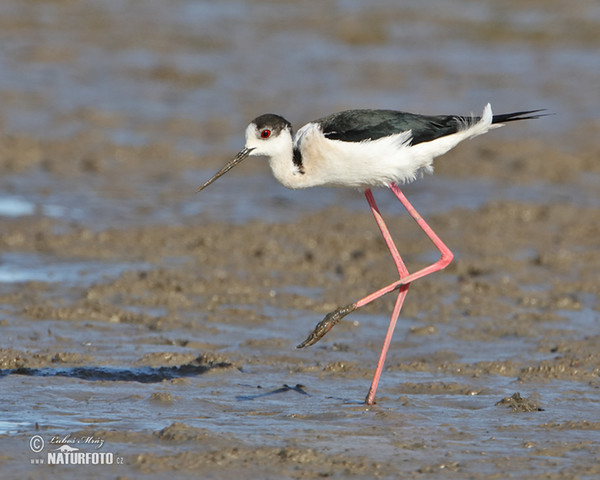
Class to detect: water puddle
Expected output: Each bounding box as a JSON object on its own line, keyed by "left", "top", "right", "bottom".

{"left": 1, "top": 165, "right": 596, "bottom": 229}
{"left": 0, "top": 252, "right": 148, "bottom": 285}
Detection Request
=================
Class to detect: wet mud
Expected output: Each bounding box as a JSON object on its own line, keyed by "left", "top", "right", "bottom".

{"left": 1, "top": 1, "right": 599, "bottom": 479}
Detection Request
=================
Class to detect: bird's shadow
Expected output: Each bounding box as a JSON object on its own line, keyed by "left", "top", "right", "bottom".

{"left": 0, "top": 359, "right": 233, "bottom": 383}
{"left": 236, "top": 383, "right": 310, "bottom": 401}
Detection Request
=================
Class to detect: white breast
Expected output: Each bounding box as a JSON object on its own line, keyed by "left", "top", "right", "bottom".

{"left": 292, "top": 123, "right": 424, "bottom": 189}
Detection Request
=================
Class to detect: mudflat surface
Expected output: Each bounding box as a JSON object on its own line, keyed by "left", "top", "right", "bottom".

{"left": 1, "top": 1, "right": 599, "bottom": 479}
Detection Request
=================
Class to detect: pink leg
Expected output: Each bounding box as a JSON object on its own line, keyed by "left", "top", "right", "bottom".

{"left": 363, "top": 189, "right": 410, "bottom": 405}
{"left": 297, "top": 184, "right": 453, "bottom": 404}
{"left": 364, "top": 189, "right": 409, "bottom": 279}
{"left": 356, "top": 184, "right": 454, "bottom": 310}
{"left": 366, "top": 283, "right": 408, "bottom": 404}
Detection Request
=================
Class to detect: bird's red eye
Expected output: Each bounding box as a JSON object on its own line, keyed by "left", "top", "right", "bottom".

{"left": 261, "top": 129, "right": 271, "bottom": 138}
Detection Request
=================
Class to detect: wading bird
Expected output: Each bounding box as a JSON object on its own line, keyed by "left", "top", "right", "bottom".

{"left": 198, "top": 104, "right": 544, "bottom": 404}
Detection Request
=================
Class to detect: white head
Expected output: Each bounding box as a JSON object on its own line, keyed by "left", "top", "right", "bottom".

{"left": 197, "top": 114, "right": 294, "bottom": 192}
{"left": 244, "top": 114, "right": 294, "bottom": 158}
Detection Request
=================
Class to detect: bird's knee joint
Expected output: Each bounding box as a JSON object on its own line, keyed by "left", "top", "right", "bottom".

{"left": 439, "top": 251, "right": 454, "bottom": 268}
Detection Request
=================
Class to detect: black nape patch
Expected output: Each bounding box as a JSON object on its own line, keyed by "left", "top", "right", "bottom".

{"left": 252, "top": 114, "right": 292, "bottom": 135}
{"left": 293, "top": 148, "right": 305, "bottom": 174}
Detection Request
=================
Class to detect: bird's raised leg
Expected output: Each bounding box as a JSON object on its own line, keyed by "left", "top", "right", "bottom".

{"left": 357, "top": 184, "right": 454, "bottom": 307}
{"left": 296, "top": 188, "right": 409, "bottom": 349}
{"left": 298, "top": 185, "right": 453, "bottom": 348}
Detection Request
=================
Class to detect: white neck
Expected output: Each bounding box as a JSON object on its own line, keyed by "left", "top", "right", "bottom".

{"left": 267, "top": 147, "right": 302, "bottom": 189}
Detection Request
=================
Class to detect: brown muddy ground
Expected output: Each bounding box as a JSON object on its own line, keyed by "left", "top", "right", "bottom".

{"left": 1, "top": 1, "right": 599, "bottom": 479}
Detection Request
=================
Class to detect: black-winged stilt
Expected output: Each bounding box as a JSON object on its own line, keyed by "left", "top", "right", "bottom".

{"left": 198, "top": 104, "right": 544, "bottom": 404}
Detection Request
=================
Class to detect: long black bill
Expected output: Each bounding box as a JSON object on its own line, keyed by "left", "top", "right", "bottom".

{"left": 197, "top": 147, "right": 255, "bottom": 192}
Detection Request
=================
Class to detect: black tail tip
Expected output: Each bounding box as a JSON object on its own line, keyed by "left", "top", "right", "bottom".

{"left": 492, "top": 109, "right": 552, "bottom": 124}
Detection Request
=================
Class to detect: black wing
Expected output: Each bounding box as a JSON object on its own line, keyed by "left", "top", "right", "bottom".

{"left": 316, "top": 109, "right": 546, "bottom": 145}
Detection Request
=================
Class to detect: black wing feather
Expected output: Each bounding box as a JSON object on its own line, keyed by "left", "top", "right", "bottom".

{"left": 316, "top": 108, "right": 546, "bottom": 146}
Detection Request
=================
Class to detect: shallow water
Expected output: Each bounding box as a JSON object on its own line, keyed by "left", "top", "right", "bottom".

{"left": 0, "top": 1, "right": 599, "bottom": 479}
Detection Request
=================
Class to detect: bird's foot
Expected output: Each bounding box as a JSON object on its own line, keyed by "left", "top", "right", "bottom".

{"left": 297, "top": 303, "right": 357, "bottom": 348}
